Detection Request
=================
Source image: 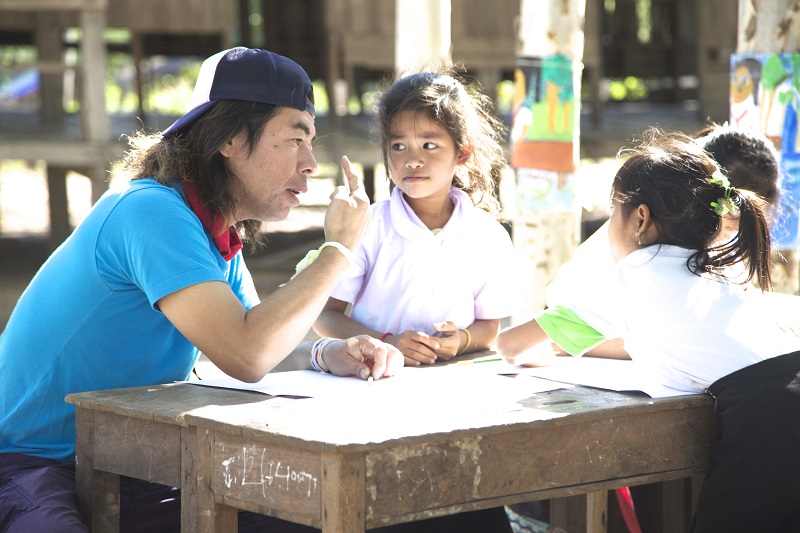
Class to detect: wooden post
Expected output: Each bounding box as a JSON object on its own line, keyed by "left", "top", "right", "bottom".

{"left": 694, "top": 0, "right": 738, "bottom": 124}
{"left": 735, "top": 0, "right": 800, "bottom": 295}
{"left": 510, "top": 0, "right": 586, "bottom": 316}
{"left": 394, "top": 0, "right": 452, "bottom": 74}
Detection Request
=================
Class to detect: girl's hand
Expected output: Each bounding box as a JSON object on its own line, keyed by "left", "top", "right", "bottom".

{"left": 322, "top": 335, "right": 403, "bottom": 380}
{"left": 431, "top": 321, "right": 461, "bottom": 360}
{"left": 385, "top": 331, "right": 440, "bottom": 366}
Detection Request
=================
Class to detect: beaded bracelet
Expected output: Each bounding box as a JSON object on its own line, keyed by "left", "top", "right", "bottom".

{"left": 457, "top": 328, "right": 472, "bottom": 355}
{"left": 310, "top": 337, "right": 337, "bottom": 373}
{"left": 294, "top": 242, "right": 355, "bottom": 277}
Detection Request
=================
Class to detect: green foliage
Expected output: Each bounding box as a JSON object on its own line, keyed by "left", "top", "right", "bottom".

{"left": 608, "top": 76, "right": 649, "bottom": 101}
{"left": 762, "top": 54, "right": 788, "bottom": 90}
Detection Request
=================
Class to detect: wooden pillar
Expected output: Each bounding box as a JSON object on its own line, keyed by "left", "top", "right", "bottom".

{"left": 34, "top": 12, "right": 72, "bottom": 247}
{"left": 132, "top": 32, "right": 146, "bottom": 121}
{"left": 694, "top": 0, "right": 738, "bottom": 123}
{"left": 394, "top": 0, "right": 452, "bottom": 73}
{"left": 35, "top": 11, "right": 64, "bottom": 122}
{"left": 583, "top": 0, "right": 604, "bottom": 127}
{"left": 46, "top": 167, "right": 71, "bottom": 248}
{"left": 322, "top": 0, "right": 346, "bottom": 185}
{"left": 511, "top": 0, "right": 586, "bottom": 316}
{"left": 78, "top": 7, "right": 108, "bottom": 144}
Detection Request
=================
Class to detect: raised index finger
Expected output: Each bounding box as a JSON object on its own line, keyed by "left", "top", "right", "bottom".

{"left": 340, "top": 155, "right": 363, "bottom": 194}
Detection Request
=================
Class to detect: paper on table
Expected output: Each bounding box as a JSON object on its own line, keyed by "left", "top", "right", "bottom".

{"left": 511, "top": 356, "right": 695, "bottom": 398}
{"left": 186, "top": 362, "right": 564, "bottom": 405}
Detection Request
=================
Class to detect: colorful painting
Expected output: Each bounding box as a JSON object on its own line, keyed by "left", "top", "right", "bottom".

{"left": 511, "top": 55, "right": 578, "bottom": 213}
{"left": 731, "top": 53, "right": 800, "bottom": 249}
{"left": 515, "top": 167, "right": 575, "bottom": 213}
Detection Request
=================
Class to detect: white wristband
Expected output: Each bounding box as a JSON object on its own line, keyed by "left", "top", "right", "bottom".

{"left": 294, "top": 241, "right": 355, "bottom": 276}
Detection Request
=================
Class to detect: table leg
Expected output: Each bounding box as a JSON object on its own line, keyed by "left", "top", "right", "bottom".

{"left": 181, "top": 426, "right": 237, "bottom": 532}
{"left": 321, "top": 452, "right": 366, "bottom": 533}
{"left": 660, "top": 478, "right": 696, "bottom": 532}
{"left": 586, "top": 491, "right": 608, "bottom": 533}
{"left": 75, "top": 408, "right": 120, "bottom": 533}
{"left": 550, "top": 491, "right": 608, "bottom": 533}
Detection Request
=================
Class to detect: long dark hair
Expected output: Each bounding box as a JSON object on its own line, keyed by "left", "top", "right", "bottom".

{"left": 613, "top": 129, "right": 773, "bottom": 290}
{"left": 121, "top": 100, "right": 285, "bottom": 249}
{"left": 375, "top": 71, "right": 507, "bottom": 213}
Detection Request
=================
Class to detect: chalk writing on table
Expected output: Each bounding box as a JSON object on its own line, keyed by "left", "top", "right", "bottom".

{"left": 220, "top": 446, "right": 319, "bottom": 498}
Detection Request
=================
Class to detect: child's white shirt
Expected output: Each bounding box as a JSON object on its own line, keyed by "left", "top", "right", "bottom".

{"left": 552, "top": 244, "right": 800, "bottom": 392}
{"left": 545, "top": 220, "right": 613, "bottom": 308}
{"left": 331, "top": 186, "right": 527, "bottom": 335}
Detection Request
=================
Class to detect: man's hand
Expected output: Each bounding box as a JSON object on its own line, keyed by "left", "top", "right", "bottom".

{"left": 324, "top": 156, "right": 370, "bottom": 251}
{"left": 321, "top": 335, "right": 403, "bottom": 380}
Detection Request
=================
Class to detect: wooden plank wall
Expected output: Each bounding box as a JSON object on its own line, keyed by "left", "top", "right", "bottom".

{"left": 0, "top": 0, "right": 232, "bottom": 33}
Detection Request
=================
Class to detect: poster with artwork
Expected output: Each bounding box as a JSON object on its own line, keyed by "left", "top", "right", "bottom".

{"left": 731, "top": 53, "right": 800, "bottom": 248}
{"left": 515, "top": 167, "right": 575, "bottom": 213}
{"left": 511, "top": 55, "right": 579, "bottom": 213}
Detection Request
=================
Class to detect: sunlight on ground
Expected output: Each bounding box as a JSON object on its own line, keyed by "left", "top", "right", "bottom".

{"left": 0, "top": 160, "right": 341, "bottom": 237}
{"left": 0, "top": 158, "right": 620, "bottom": 237}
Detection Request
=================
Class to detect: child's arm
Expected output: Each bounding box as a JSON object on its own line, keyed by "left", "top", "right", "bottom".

{"left": 314, "top": 297, "right": 381, "bottom": 339}
{"left": 584, "top": 338, "right": 630, "bottom": 359}
{"left": 315, "top": 297, "right": 454, "bottom": 366}
{"left": 496, "top": 319, "right": 562, "bottom": 367}
{"left": 432, "top": 319, "right": 500, "bottom": 360}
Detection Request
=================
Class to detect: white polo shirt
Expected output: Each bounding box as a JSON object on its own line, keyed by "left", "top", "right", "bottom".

{"left": 331, "top": 186, "right": 526, "bottom": 335}
{"left": 540, "top": 245, "right": 800, "bottom": 392}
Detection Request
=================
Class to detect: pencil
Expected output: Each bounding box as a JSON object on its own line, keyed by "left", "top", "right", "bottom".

{"left": 458, "top": 357, "right": 502, "bottom": 366}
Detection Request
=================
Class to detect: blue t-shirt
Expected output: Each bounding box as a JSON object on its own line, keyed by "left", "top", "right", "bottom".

{"left": 0, "top": 179, "right": 259, "bottom": 462}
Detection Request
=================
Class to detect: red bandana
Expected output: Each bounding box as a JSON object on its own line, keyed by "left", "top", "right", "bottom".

{"left": 181, "top": 181, "right": 243, "bottom": 261}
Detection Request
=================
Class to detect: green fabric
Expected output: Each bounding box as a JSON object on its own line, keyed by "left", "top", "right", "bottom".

{"left": 536, "top": 306, "right": 607, "bottom": 356}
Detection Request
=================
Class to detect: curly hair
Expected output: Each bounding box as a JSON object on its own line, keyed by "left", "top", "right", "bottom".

{"left": 375, "top": 71, "right": 508, "bottom": 214}
{"left": 613, "top": 128, "right": 773, "bottom": 290}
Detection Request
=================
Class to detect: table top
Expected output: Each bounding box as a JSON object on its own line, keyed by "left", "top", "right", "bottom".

{"left": 68, "top": 367, "right": 718, "bottom": 531}
{"left": 66, "top": 374, "right": 714, "bottom": 453}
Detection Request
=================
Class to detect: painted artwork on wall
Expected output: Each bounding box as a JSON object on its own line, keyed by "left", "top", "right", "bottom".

{"left": 731, "top": 53, "right": 800, "bottom": 249}
{"left": 511, "top": 55, "right": 579, "bottom": 212}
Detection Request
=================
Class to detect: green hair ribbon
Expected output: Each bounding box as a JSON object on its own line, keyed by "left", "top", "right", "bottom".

{"left": 709, "top": 169, "right": 737, "bottom": 216}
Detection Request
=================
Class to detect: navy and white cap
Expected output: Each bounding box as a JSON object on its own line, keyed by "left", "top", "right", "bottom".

{"left": 162, "top": 47, "right": 315, "bottom": 136}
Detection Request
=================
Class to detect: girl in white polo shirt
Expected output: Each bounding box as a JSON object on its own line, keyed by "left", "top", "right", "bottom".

{"left": 314, "top": 71, "right": 525, "bottom": 366}
{"left": 497, "top": 129, "right": 800, "bottom": 532}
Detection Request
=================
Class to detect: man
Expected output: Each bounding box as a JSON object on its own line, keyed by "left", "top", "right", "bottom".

{"left": 0, "top": 47, "right": 401, "bottom": 532}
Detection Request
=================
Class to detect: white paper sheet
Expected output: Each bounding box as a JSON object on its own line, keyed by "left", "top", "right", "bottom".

{"left": 511, "top": 356, "right": 695, "bottom": 398}
{"left": 186, "top": 362, "right": 564, "bottom": 405}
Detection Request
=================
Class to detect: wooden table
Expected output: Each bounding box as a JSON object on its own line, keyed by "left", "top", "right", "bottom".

{"left": 66, "top": 375, "right": 717, "bottom": 532}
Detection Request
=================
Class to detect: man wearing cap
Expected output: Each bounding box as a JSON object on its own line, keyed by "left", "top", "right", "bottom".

{"left": 0, "top": 47, "right": 403, "bottom": 532}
